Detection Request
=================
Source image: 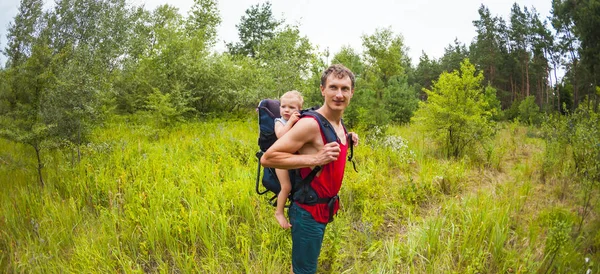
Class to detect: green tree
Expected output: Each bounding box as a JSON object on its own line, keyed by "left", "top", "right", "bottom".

{"left": 0, "top": 0, "right": 59, "bottom": 185}
{"left": 470, "top": 5, "right": 507, "bottom": 86}
{"left": 383, "top": 75, "right": 419, "bottom": 124}
{"left": 440, "top": 39, "right": 469, "bottom": 73}
{"left": 470, "top": 5, "right": 512, "bottom": 108}
{"left": 114, "top": 5, "right": 184, "bottom": 113}
{"left": 113, "top": 3, "right": 220, "bottom": 116}
{"left": 42, "top": 0, "right": 135, "bottom": 161}
{"left": 518, "top": 95, "right": 541, "bottom": 125}
{"left": 508, "top": 3, "right": 533, "bottom": 99}
{"left": 227, "top": 1, "right": 280, "bottom": 57}
{"left": 1, "top": 34, "right": 56, "bottom": 186}
{"left": 412, "top": 59, "right": 497, "bottom": 158}
{"left": 186, "top": 0, "right": 221, "bottom": 48}
{"left": 361, "top": 27, "right": 409, "bottom": 91}
{"left": 551, "top": 0, "right": 600, "bottom": 110}
{"left": 3, "top": 0, "right": 44, "bottom": 67}
{"left": 360, "top": 27, "right": 415, "bottom": 127}
{"left": 414, "top": 52, "right": 441, "bottom": 99}
{"left": 255, "top": 25, "right": 316, "bottom": 98}
{"left": 332, "top": 46, "right": 364, "bottom": 78}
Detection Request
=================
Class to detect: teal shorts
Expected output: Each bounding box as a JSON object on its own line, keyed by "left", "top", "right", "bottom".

{"left": 289, "top": 203, "right": 327, "bottom": 274}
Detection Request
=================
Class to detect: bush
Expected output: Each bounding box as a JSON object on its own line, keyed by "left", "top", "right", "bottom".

{"left": 412, "top": 59, "right": 496, "bottom": 158}
{"left": 518, "top": 96, "right": 541, "bottom": 125}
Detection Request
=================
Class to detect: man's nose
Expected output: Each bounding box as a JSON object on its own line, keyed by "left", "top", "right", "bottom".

{"left": 335, "top": 89, "right": 343, "bottom": 97}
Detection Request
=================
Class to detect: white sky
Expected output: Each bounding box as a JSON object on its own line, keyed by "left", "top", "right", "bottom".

{"left": 0, "top": 0, "right": 553, "bottom": 66}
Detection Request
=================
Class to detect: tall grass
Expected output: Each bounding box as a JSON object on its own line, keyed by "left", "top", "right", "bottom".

{"left": 1, "top": 116, "right": 598, "bottom": 273}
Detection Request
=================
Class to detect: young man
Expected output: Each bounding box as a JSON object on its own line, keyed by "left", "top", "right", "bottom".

{"left": 261, "top": 64, "right": 359, "bottom": 274}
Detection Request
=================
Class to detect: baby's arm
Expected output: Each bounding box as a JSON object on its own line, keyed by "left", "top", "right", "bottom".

{"left": 275, "top": 112, "right": 300, "bottom": 138}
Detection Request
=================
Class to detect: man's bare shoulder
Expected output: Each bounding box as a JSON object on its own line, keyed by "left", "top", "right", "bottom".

{"left": 296, "top": 116, "right": 320, "bottom": 128}
{"left": 287, "top": 116, "right": 320, "bottom": 139}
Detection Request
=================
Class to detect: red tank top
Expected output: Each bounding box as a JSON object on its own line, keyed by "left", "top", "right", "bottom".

{"left": 297, "top": 116, "right": 348, "bottom": 224}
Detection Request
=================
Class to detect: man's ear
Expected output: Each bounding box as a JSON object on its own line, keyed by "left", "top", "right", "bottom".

{"left": 320, "top": 85, "right": 325, "bottom": 96}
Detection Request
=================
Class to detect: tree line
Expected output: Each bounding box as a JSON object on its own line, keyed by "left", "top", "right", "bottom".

{"left": 0, "top": 0, "right": 599, "bottom": 183}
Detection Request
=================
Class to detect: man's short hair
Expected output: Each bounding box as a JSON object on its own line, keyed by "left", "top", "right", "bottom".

{"left": 320, "top": 64, "right": 355, "bottom": 89}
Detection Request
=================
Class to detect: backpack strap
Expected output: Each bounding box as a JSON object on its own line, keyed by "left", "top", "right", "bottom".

{"left": 302, "top": 110, "right": 357, "bottom": 172}
{"left": 347, "top": 133, "right": 358, "bottom": 172}
{"left": 294, "top": 110, "right": 339, "bottom": 194}
{"left": 292, "top": 110, "right": 347, "bottom": 223}
{"left": 255, "top": 151, "right": 269, "bottom": 195}
{"left": 300, "top": 110, "right": 340, "bottom": 144}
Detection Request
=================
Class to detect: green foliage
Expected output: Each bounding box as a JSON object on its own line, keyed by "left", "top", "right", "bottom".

{"left": 226, "top": 1, "right": 280, "bottom": 57}
{"left": 414, "top": 52, "right": 441, "bottom": 97}
{"left": 439, "top": 39, "right": 470, "bottom": 73}
{"left": 3, "top": 0, "right": 44, "bottom": 67}
{"left": 255, "top": 25, "right": 316, "bottom": 98}
{"left": 518, "top": 95, "right": 541, "bottom": 125}
{"left": 412, "top": 59, "right": 497, "bottom": 158}
{"left": 383, "top": 75, "right": 419, "bottom": 124}
{"left": 352, "top": 28, "right": 417, "bottom": 129}
{"left": 146, "top": 84, "right": 195, "bottom": 127}
{"left": 186, "top": 0, "right": 221, "bottom": 47}
{"left": 542, "top": 104, "right": 600, "bottom": 183}
{"left": 343, "top": 87, "right": 388, "bottom": 134}
{"left": 538, "top": 207, "right": 577, "bottom": 273}
{"left": 504, "top": 99, "right": 521, "bottom": 121}
{"left": 1, "top": 25, "right": 58, "bottom": 185}
{"left": 361, "top": 27, "right": 410, "bottom": 86}
{"left": 332, "top": 46, "right": 364, "bottom": 78}
{"left": 541, "top": 104, "right": 600, "bottom": 262}
{"left": 552, "top": 0, "right": 600, "bottom": 106}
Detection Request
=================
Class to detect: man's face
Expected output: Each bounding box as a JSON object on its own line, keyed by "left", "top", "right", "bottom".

{"left": 320, "top": 74, "right": 354, "bottom": 111}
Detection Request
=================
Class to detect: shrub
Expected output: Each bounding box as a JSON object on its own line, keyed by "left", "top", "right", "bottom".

{"left": 412, "top": 59, "right": 497, "bottom": 158}
{"left": 518, "top": 96, "right": 541, "bottom": 125}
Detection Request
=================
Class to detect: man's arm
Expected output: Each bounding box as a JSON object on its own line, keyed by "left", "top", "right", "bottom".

{"left": 261, "top": 118, "right": 340, "bottom": 169}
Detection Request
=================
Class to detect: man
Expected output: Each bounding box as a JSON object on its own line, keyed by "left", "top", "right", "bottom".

{"left": 261, "top": 64, "right": 358, "bottom": 274}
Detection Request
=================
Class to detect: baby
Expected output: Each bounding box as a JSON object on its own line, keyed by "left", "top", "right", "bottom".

{"left": 274, "top": 90, "right": 303, "bottom": 229}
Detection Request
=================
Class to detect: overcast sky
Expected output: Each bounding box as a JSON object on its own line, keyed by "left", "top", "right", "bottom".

{"left": 1, "top": 0, "right": 553, "bottom": 66}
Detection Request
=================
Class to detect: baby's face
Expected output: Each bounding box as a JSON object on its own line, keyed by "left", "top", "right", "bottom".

{"left": 280, "top": 97, "right": 301, "bottom": 120}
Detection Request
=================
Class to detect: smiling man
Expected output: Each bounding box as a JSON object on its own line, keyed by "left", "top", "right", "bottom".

{"left": 261, "top": 64, "right": 359, "bottom": 274}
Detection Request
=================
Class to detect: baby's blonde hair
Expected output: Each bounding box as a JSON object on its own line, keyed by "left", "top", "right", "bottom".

{"left": 280, "top": 90, "right": 304, "bottom": 108}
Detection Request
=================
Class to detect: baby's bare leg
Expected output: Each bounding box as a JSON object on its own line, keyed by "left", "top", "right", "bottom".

{"left": 275, "top": 168, "right": 292, "bottom": 229}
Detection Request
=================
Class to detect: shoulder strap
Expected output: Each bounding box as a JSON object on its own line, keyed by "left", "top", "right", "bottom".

{"left": 300, "top": 109, "right": 357, "bottom": 171}
{"left": 300, "top": 110, "right": 341, "bottom": 144}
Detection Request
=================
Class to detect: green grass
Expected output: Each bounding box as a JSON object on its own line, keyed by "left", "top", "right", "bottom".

{"left": 1, "top": 116, "right": 598, "bottom": 273}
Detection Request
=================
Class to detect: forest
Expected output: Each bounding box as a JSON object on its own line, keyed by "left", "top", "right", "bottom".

{"left": 0, "top": 0, "right": 599, "bottom": 273}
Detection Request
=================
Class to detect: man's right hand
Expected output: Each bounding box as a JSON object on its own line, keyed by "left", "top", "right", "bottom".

{"left": 315, "top": 142, "right": 340, "bottom": 166}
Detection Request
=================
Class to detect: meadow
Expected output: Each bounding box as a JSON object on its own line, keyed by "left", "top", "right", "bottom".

{"left": 1, "top": 114, "right": 598, "bottom": 273}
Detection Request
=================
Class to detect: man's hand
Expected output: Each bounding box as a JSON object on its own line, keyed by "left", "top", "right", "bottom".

{"left": 348, "top": 132, "right": 359, "bottom": 146}
{"left": 314, "top": 142, "right": 340, "bottom": 166}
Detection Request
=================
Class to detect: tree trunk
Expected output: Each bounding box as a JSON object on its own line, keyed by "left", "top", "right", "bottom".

{"left": 34, "top": 143, "right": 44, "bottom": 187}
{"left": 573, "top": 58, "right": 578, "bottom": 109}
{"left": 553, "top": 62, "right": 561, "bottom": 112}
{"left": 77, "top": 126, "right": 82, "bottom": 163}
{"left": 525, "top": 53, "right": 530, "bottom": 97}
{"left": 511, "top": 75, "right": 516, "bottom": 103}
{"left": 521, "top": 63, "right": 525, "bottom": 100}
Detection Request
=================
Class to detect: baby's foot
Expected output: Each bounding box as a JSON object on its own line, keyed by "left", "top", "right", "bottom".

{"left": 275, "top": 211, "right": 292, "bottom": 229}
